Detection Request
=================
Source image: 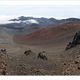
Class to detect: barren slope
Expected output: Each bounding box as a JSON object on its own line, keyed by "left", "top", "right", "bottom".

{"left": 0, "top": 22, "right": 80, "bottom": 75}
{"left": 14, "top": 22, "right": 80, "bottom": 45}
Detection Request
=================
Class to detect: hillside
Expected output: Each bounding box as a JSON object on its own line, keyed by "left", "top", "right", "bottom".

{"left": 0, "top": 17, "right": 80, "bottom": 75}
{"left": 14, "top": 22, "right": 80, "bottom": 45}
{"left": 61, "top": 45, "right": 80, "bottom": 75}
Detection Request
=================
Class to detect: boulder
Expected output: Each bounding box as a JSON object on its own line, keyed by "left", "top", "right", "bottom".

{"left": 65, "top": 31, "right": 80, "bottom": 50}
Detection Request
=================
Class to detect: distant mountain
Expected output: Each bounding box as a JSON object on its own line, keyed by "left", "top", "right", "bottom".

{"left": 9, "top": 16, "right": 58, "bottom": 27}
{"left": 0, "top": 16, "right": 80, "bottom": 36}
{"left": 9, "top": 16, "right": 80, "bottom": 27}
{"left": 0, "top": 16, "right": 80, "bottom": 44}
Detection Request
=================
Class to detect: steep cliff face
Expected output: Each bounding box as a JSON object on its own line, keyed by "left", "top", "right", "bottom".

{"left": 65, "top": 31, "right": 80, "bottom": 50}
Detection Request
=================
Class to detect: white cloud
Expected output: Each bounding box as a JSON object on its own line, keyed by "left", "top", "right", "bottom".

{"left": 27, "top": 19, "right": 39, "bottom": 24}
{"left": 0, "top": 15, "right": 17, "bottom": 24}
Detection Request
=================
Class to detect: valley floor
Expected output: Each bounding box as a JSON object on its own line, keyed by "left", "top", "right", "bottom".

{"left": 0, "top": 43, "right": 64, "bottom": 75}
{"left": 0, "top": 41, "right": 80, "bottom": 75}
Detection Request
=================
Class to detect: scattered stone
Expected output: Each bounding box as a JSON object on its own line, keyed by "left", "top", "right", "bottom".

{"left": 78, "top": 67, "right": 80, "bottom": 70}
{"left": 24, "top": 50, "right": 32, "bottom": 56}
{"left": 0, "top": 49, "right": 7, "bottom": 54}
{"left": 37, "top": 52, "right": 47, "bottom": 60}
{"left": 74, "top": 61, "right": 79, "bottom": 64}
{"left": 64, "top": 63, "right": 66, "bottom": 65}
{"left": 2, "top": 70, "right": 6, "bottom": 75}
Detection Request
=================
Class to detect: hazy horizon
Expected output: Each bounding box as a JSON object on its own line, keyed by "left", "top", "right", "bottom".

{"left": 0, "top": 5, "right": 80, "bottom": 24}
{"left": 0, "top": 5, "right": 80, "bottom": 19}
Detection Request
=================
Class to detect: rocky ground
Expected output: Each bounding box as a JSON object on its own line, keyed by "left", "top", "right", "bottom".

{"left": 0, "top": 30, "right": 80, "bottom": 75}
{"left": 0, "top": 43, "right": 80, "bottom": 75}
